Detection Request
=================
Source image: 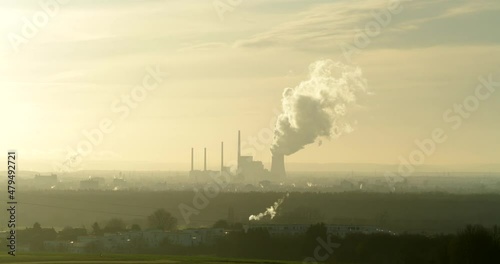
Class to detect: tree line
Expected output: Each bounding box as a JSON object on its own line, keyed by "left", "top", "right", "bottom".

{"left": 9, "top": 211, "right": 500, "bottom": 263}
{"left": 13, "top": 209, "right": 177, "bottom": 251}
{"left": 212, "top": 222, "right": 500, "bottom": 264}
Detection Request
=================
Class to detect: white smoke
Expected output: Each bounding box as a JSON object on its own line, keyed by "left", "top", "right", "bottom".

{"left": 271, "top": 60, "right": 367, "bottom": 156}
{"left": 249, "top": 193, "right": 289, "bottom": 221}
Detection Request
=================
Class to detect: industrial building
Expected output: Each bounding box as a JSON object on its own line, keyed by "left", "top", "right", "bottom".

{"left": 237, "top": 130, "right": 270, "bottom": 180}
{"left": 79, "top": 178, "right": 100, "bottom": 190}
{"left": 34, "top": 174, "right": 58, "bottom": 187}
{"left": 189, "top": 130, "right": 285, "bottom": 182}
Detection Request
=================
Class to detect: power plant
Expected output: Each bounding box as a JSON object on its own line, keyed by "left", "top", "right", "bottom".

{"left": 270, "top": 152, "right": 286, "bottom": 179}
{"left": 189, "top": 130, "right": 286, "bottom": 181}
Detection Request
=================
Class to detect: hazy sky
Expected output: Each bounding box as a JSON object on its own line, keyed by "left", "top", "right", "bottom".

{"left": 0, "top": 0, "right": 499, "bottom": 171}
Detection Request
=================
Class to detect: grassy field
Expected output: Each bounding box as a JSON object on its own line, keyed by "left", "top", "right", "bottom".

{"left": 0, "top": 252, "right": 302, "bottom": 264}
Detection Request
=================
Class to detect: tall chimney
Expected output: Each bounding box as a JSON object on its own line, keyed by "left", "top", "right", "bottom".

{"left": 191, "top": 148, "right": 194, "bottom": 171}
{"left": 204, "top": 147, "right": 207, "bottom": 171}
{"left": 237, "top": 130, "right": 241, "bottom": 169}
{"left": 221, "top": 142, "right": 224, "bottom": 174}
{"left": 271, "top": 152, "right": 286, "bottom": 178}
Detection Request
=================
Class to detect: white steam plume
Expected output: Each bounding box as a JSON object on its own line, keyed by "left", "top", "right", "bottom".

{"left": 271, "top": 60, "right": 367, "bottom": 156}
{"left": 249, "top": 193, "right": 289, "bottom": 221}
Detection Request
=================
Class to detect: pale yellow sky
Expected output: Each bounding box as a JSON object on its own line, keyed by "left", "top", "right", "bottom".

{"left": 0, "top": 0, "right": 499, "bottom": 172}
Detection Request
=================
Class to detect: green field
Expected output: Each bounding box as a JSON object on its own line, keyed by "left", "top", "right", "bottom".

{"left": 0, "top": 253, "right": 302, "bottom": 264}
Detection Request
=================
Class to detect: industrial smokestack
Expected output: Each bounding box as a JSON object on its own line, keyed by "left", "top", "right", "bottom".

{"left": 237, "top": 130, "right": 241, "bottom": 169}
{"left": 271, "top": 152, "right": 286, "bottom": 178}
{"left": 221, "top": 142, "right": 224, "bottom": 174}
{"left": 191, "top": 148, "right": 194, "bottom": 171}
{"left": 204, "top": 147, "right": 207, "bottom": 171}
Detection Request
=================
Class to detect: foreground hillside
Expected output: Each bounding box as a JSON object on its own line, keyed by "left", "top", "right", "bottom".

{"left": 0, "top": 253, "right": 301, "bottom": 264}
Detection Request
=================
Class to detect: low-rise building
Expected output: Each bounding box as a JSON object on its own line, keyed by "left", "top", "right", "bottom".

{"left": 244, "top": 224, "right": 390, "bottom": 238}
{"left": 52, "top": 228, "right": 226, "bottom": 253}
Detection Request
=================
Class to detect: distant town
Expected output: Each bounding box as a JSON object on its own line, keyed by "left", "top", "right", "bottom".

{"left": 11, "top": 170, "right": 500, "bottom": 193}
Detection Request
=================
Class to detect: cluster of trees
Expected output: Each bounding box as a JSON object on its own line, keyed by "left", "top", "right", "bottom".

{"left": 90, "top": 208, "right": 178, "bottom": 236}
{"left": 151, "top": 221, "right": 500, "bottom": 263}
{"left": 213, "top": 224, "right": 500, "bottom": 264}
{"left": 14, "top": 209, "right": 177, "bottom": 251}
{"left": 333, "top": 224, "right": 500, "bottom": 263}
{"left": 17, "top": 222, "right": 57, "bottom": 251}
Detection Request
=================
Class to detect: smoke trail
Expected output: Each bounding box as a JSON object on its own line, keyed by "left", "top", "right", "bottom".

{"left": 249, "top": 193, "right": 289, "bottom": 221}
{"left": 271, "top": 60, "right": 367, "bottom": 156}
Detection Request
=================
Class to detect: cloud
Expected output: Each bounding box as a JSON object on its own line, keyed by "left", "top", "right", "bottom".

{"left": 178, "top": 42, "right": 229, "bottom": 52}
{"left": 394, "top": 0, "right": 500, "bottom": 32}
{"left": 235, "top": 0, "right": 386, "bottom": 49}
{"left": 234, "top": 0, "right": 500, "bottom": 51}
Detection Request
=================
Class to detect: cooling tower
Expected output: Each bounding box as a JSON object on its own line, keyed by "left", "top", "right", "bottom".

{"left": 271, "top": 152, "right": 286, "bottom": 178}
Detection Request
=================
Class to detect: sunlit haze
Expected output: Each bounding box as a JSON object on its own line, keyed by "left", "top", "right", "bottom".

{"left": 1, "top": 0, "right": 499, "bottom": 172}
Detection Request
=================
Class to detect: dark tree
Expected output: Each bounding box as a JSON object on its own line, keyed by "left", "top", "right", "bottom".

{"left": 130, "top": 224, "right": 142, "bottom": 231}
{"left": 148, "top": 209, "right": 177, "bottom": 231}
{"left": 91, "top": 222, "right": 103, "bottom": 236}
{"left": 33, "top": 222, "right": 42, "bottom": 230}
{"left": 18, "top": 223, "right": 57, "bottom": 251}
{"left": 449, "top": 225, "right": 500, "bottom": 264}
{"left": 303, "top": 223, "right": 328, "bottom": 258}
{"left": 103, "top": 218, "right": 126, "bottom": 233}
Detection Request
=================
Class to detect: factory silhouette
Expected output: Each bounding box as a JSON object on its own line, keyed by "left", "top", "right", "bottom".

{"left": 189, "top": 131, "right": 286, "bottom": 181}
